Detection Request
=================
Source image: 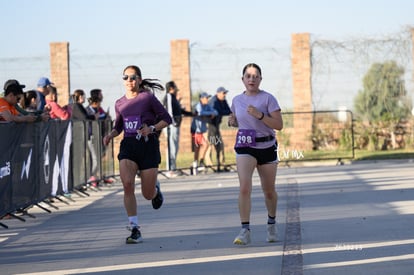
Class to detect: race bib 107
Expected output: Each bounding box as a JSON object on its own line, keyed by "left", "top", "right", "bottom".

{"left": 124, "top": 116, "right": 141, "bottom": 134}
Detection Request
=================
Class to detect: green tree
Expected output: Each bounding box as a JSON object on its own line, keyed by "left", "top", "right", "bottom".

{"left": 354, "top": 60, "right": 411, "bottom": 122}
{"left": 354, "top": 61, "right": 412, "bottom": 150}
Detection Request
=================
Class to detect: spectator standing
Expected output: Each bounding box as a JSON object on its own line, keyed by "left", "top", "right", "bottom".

{"left": 86, "top": 89, "right": 116, "bottom": 184}
{"left": 0, "top": 79, "right": 47, "bottom": 123}
{"left": 228, "top": 63, "right": 283, "bottom": 245}
{"left": 70, "top": 89, "right": 99, "bottom": 186}
{"left": 35, "top": 77, "right": 53, "bottom": 111}
{"left": 103, "top": 65, "right": 172, "bottom": 244}
{"left": 45, "top": 86, "right": 70, "bottom": 120}
{"left": 89, "top": 89, "right": 115, "bottom": 185}
{"left": 208, "top": 86, "right": 232, "bottom": 172}
{"left": 70, "top": 89, "right": 97, "bottom": 120}
{"left": 163, "top": 81, "right": 193, "bottom": 177}
{"left": 190, "top": 92, "right": 218, "bottom": 173}
{"left": 87, "top": 89, "right": 109, "bottom": 120}
{"left": 20, "top": 90, "right": 38, "bottom": 112}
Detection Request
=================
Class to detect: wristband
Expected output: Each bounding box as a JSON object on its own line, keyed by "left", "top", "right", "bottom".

{"left": 149, "top": 125, "right": 156, "bottom": 133}
{"left": 258, "top": 112, "right": 264, "bottom": 120}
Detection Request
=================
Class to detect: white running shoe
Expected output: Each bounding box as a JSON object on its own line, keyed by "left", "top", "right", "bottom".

{"left": 233, "top": 228, "right": 251, "bottom": 245}
{"left": 266, "top": 223, "right": 277, "bottom": 242}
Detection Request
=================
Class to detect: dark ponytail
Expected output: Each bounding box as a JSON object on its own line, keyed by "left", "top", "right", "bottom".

{"left": 123, "top": 65, "right": 164, "bottom": 93}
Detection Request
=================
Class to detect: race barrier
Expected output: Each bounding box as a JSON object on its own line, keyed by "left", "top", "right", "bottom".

{"left": 0, "top": 119, "right": 115, "bottom": 228}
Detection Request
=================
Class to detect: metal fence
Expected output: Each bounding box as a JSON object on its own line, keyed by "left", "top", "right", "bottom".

{"left": 277, "top": 110, "right": 355, "bottom": 164}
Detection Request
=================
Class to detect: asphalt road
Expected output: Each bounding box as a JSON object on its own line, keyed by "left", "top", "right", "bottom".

{"left": 1, "top": 159, "right": 413, "bottom": 275}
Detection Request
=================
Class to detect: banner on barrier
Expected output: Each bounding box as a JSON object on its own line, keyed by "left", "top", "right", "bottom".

{"left": 0, "top": 121, "right": 73, "bottom": 216}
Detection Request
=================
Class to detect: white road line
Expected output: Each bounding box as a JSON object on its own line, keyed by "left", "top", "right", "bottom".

{"left": 304, "top": 254, "right": 414, "bottom": 269}
{"left": 16, "top": 251, "right": 283, "bottom": 275}
{"left": 0, "top": 232, "right": 18, "bottom": 243}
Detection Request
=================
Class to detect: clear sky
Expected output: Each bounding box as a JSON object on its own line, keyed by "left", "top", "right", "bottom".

{"left": 1, "top": 0, "right": 413, "bottom": 58}
{"left": 1, "top": 0, "right": 413, "bottom": 115}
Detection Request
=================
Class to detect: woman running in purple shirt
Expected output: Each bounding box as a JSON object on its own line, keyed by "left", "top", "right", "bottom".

{"left": 228, "top": 63, "right": 283, "bottom": 245}
{"left": 103, "top": 65, "right": 172, "bottom": 244}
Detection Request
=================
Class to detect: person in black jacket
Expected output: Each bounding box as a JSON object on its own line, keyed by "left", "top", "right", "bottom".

{"left": 208, "top": 86, "right": 232, "bottom": 172}
{"left": 69, "top": 89, "right": 100, "bottom": 186}
{"left": 163, "top": 81, "right": 193, "bottom": 177}
{"left": 70, "top": 89, "right": 98, "bottom": 120}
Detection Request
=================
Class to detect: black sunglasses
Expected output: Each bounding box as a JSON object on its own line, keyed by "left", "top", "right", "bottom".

{"left": 122, "top": 74, "right": 139, "bottom": 81}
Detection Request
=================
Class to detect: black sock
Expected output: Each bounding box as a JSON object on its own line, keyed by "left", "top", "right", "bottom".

{"left": 241, "top": 222, "right": 250, "bottom": 230}
{"left": 267, "top": 215, "right": 276, "bottom": 224}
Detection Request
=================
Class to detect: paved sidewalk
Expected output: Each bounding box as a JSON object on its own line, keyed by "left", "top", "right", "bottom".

{"left": 0, "top": 159, "right": 413, "bottom": 275}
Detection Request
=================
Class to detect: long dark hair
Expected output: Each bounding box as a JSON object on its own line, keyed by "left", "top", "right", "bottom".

{"left": 123, "top": 65, "right": 164, "bottom": 93}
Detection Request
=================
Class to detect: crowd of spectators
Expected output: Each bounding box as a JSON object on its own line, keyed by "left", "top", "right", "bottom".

{"left": 1, "top": 77, "right": 115, "bottom": 187}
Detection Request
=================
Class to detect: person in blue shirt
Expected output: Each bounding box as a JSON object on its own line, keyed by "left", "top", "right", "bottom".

{"left": 35, "top": 77, "right": 53, "bottom": 111}
{"left": 191, "top": 92, "right": 218, "bottom": 172}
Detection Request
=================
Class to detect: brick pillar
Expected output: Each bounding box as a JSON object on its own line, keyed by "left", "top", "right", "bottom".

{"left": 50, "top": 42, "right": 70, "bottom": 106}
{"left": 412, "top": 28, "right": 414, "bottom": 86}
{"left": 170, "top": 40, "right": 191, "bottom": 110}
{"left": 291, "top": 33, "right": 313, "bottom": 150}
{"left": 170, "top": 39, "right": 192, "bottom": 153}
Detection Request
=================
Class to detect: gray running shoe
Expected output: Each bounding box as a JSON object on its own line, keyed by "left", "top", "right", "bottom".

{"left": 233, "top": 228, "right": 251, "bottom": 245}
{"left": 266, "top": 223, "right": 277, "bottom": 242}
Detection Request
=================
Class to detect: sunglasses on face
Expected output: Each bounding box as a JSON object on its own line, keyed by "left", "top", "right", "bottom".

{"left": 122, "top": 74, "right": 139, "bottom": 81}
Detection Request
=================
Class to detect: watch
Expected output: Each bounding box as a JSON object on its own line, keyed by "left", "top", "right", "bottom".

{"left": 149, "top": 125, "right": 156, "bottom": 133}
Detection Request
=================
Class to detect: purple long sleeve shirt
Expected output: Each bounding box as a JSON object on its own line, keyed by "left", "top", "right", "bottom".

{"left": 113, "top": 91, "right": 172, "bottom": 137}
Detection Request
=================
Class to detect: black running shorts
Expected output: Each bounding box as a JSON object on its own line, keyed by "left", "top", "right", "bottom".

{"left": 118, "top": 136, "right": 161, "bottom": 170}
{"left": 234, "top": 142, "right": 278, "bottom": 165}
